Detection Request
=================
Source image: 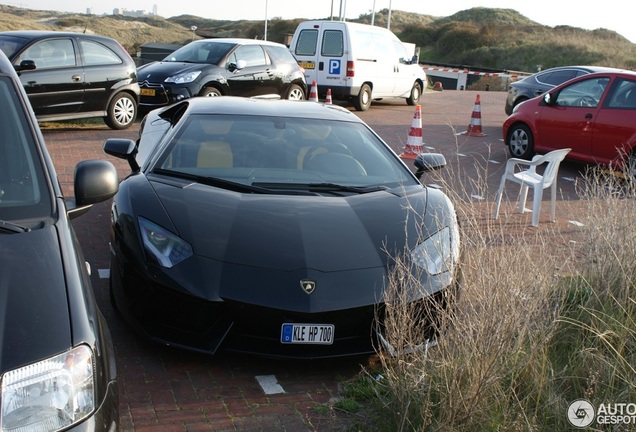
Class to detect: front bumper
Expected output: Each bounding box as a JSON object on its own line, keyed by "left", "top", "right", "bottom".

{"left": 139, "top": 81, "right": 195, "bottom": 108}
{"left": 112, "top": 256, "right": 457, "bottom": 359}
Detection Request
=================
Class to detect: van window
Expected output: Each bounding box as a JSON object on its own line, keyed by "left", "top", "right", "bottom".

{"left": 322, "top": 30, "right": 343, "bottom": 57}
{"left": 393, "top": 41, "right": 408, "bottom": 62}
{"left": 295, "top": 29, "right": 318, "bottom": 56}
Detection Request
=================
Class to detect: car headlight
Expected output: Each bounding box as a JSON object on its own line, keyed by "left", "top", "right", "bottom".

{"left": 165, "top": 70, "right": 201, "bottom": 84}
{"left": 410, "top": 226, "right": 458, "bottom": 275}
{"left": 1, "top": 345, "right": 95, "bottom": 432}
{"left": 139, "top": 216, "right": 193, "bottom": 268}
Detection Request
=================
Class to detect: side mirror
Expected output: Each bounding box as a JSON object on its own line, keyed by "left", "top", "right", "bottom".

{"left": 543, "top": 92, "right": 552, "bottom": 105}
{"left": 15, "top": 60, "right": 36, "bottom": 72}
{"left": 413, "top": 153, "right": 446, "bottom": 180}
{"left": 103, "top": 138, "right": 140, "bottom": 172}
{"left": 229, "top": 59, "right": 246, "bottom": 72}
{"left": 68, "top": 160, "right": 119, "bottom": 219}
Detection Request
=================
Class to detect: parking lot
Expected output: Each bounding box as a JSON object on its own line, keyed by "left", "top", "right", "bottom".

{"left": 43, "top": 90, "right": 584, "bottom": 431}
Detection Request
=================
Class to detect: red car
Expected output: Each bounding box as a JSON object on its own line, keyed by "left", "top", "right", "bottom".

{"left": 503, "top": 70, "right": 636, "bottom": 169}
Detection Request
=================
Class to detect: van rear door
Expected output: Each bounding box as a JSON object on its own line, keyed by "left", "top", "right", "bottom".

{"left": 291, "top": 22, "right": 347, "bottom": 95}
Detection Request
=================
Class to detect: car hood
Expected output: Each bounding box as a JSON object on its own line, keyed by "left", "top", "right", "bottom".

{"left": 137, "top": 61, "right": 219, "bottom": 82}
{"left": 0, "top": 225, "right": 72, "bottom": 372}
{"left": 149, "top": 180, "right": 427, "bottom": 272}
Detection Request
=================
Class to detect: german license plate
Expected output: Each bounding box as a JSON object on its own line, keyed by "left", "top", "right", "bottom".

{"left": 298, "top": 61, "right": 315, "bottom": 70}
{"left": 281, "top": 323, "right": 334, "bottom": 345}
{"left": 140, "top": 88, "right": 155, "bottom": 96}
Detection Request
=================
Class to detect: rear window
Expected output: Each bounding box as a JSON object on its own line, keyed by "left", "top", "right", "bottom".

{"left": 321, "top": 30, "right": 343, "bottom": 57}
{"left": 538, "top": 70, "right": 579, "bottom": 86}
{"left": 80, "top": 39, "right": 122, "bottom": 66}
{"left": 264, "top": 45, "right": 296, "bottom": 65}
{"left": 294, "top": 29, "right": 318, "bottom": 56}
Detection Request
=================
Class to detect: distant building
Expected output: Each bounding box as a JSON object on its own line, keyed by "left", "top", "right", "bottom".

{"left": 112, "top": 7, "right": 158, "bottom": 18}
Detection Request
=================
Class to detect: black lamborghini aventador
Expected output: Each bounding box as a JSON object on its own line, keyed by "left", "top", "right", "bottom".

{"left": 103, "top": 96, "right": 461, "bottom": 359}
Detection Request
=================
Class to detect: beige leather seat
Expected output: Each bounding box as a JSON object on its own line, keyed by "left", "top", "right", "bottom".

{"left": 196, "top": 141, "right": 233, "bottom": 168}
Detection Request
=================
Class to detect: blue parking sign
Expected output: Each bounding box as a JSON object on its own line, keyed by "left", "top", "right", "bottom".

{"left": 329, "top": 59, "right": 341, "bottom": 75}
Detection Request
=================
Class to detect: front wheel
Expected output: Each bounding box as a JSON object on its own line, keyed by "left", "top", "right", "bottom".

{"left": 406, "top": 81, "right": 422, "bottom": 106}
{"left": 201, "top": 87, "right": 222, "bottom": 97}
{"left": 506, "top": 123, "right": 534, "bottom": 159}
{"left": 353, "top": 84, "right": 372, "bottom": 111}
{"left": 285, "top": 84, "right": 305, "bottom": 100}
{"left": 104, "top": 93, "right": 137, "bottom": 130}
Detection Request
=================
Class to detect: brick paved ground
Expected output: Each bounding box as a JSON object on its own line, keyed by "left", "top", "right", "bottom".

{"left": 41, "top": 90, "right": 587, "bottom": 431}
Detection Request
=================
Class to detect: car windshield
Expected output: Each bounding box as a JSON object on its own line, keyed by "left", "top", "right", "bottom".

{"left": 163, "top": 41, "right": 235, "bottom": 64}
{"left": 0, "top": 35, "right": 29, "bottom": 59}
{"left": 151, "top": 114, "right": 418, "bottom": 191}
{"left": 0, "top": 76, "right": 52, "bottom": 223}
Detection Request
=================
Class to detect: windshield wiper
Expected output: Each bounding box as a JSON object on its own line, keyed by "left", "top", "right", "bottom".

{"left": 0, "top": 219, "right": 30, "bottom": 233}
{"left": 154, "top": 169, "right": 275, "bottom": 194}
{"left": 253, "top": 182, "right": 389, "bottom": 194}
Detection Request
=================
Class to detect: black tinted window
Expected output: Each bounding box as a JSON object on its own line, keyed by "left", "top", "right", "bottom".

{"left": 539, "top": 70, "right": 578, "bottom": 86}
{"left": 0, "top": 76, "right": 52, "bottom": 219}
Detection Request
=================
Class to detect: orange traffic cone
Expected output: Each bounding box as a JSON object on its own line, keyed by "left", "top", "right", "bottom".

{"left": 462, "top": 94, "right": 486, "bottom": 137}
{"left": 325, "top": 88, "right": 332, "bottom": 104}
{"left": 309, "top": 80, "right": 318, "bottom": 102}
{"left": 399, "top": 105, "right": 424, "bottom": 160}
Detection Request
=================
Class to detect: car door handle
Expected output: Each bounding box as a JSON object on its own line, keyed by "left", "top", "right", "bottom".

{"left": 585, "top": 113, "right": 593, "bottom": 120}
{"left": 71, "top": 75, "right": 82, "bottom": 82}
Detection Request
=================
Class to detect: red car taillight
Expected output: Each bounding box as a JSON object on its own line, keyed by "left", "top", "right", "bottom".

{"left": 346, "top": 61, "right": 354, "bottom": 77}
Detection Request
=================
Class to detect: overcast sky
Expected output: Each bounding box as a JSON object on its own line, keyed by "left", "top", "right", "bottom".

{"left": 6, "top": 0, "right": 636, "bottom": 43}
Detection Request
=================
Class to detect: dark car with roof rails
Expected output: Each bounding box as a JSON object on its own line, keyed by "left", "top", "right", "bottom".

{"left": 136, "top": 38, "right": 307, "bottom": 112}
{"left": 0, "top": 49, "right": 120, "bottom": 430}
{"left": 504, "top": 65, "right": 623, "bottom": 115}
{"left": 0, "top": 30, "right": 140, "bottom": 129}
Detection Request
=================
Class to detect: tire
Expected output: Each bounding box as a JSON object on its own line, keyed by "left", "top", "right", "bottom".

{"left": 201, "top": 87, "right": 222, "bottom": 97}
{"left": 506, "top": 123, "right": 534, "bottom": 159}
{"left": 104, "top": 92, "right": 137, "bottom": 130}
{"left": 406, "top": 81, "right": 422, "bottom": 106}
{"left": 285, "top": 84, "right": 305, "bottom": 100}
{"left": 353, "top": 83, "right": 372, "bottom": 111}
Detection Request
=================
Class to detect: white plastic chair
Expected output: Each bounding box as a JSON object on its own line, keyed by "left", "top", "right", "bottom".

{"left": 493, "top": 148, "right": 571, "bottom": 227}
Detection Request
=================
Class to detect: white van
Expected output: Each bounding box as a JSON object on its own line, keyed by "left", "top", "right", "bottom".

{"left": 289, "top": 20, "right": 427, "bottom": 111}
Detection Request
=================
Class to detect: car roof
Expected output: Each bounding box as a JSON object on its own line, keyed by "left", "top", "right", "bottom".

{"left": 0, "top": 30, "right": 113, "bottom": 41}
{"left": 180, "top": 96, "right": 360, "bottom": 122}
{"left": 531, "top": 65, "right": 624, "bottom": 76}
{"left": 188, "top": 38, "right": 287, "bottom": 47}
{"left": 569, "top": 70, "right": 636, "bottom": 80}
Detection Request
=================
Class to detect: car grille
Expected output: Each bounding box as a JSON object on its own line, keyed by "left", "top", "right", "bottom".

{"left": 139, "top": 81, "right": 170, "bottom": 106}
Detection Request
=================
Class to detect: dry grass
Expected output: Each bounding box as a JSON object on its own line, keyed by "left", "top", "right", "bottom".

{"left": 343, "top": 155, "right": 636, "bottom": 431}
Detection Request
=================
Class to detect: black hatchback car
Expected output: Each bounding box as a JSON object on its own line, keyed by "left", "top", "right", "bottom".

{"left": 0, "top": 50, "right": 120, "bottom": 430}
{"left": 136, "top": 38, "right": 307, "bottom": 111}
{"left": 504, "top": 65, "right": 621, "bottom": 115}
{"left": 0, "top": 30, "right": 140, "bottom": 129}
